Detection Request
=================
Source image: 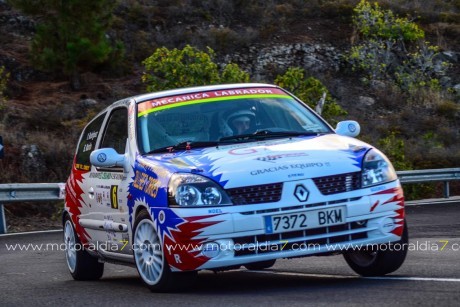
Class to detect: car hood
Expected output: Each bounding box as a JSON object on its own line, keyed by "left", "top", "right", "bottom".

{"left": 140, "top": 134, "right": 371, "bottom": 189}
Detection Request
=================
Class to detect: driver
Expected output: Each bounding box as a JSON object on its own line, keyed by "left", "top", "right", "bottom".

{"left": 225, "top": 109, "right": 256, "bottom": 135}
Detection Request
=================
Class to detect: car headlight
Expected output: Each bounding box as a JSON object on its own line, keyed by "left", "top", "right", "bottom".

{"left": 362, "top": 149, "right": 397, "bottom": 187}
{"left": 168, "top": 174, "right": 232, "bottom": 207}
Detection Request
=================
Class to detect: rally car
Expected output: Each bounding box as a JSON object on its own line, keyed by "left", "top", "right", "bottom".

{"left": 63, "top": 83, "right": 408, "bottom": 291}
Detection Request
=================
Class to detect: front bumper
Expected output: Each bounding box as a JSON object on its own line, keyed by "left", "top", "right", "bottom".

{"left": 161, "top": 180, "right": 405, "bottom": 271}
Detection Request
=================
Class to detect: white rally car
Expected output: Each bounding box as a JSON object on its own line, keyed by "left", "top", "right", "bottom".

{"left": 63, "top": 83, "right": 408, "bottom": 291}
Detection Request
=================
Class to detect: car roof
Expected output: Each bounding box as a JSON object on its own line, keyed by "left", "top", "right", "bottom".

{"left": 131, "top": 83, "right": 279, "bottom": 104}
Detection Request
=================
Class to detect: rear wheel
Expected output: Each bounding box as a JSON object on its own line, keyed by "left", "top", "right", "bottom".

{"left": 64, "top": 216, "right": 104, "bottom": 280}
{"left": 344, "top": 220, "right": 408, "bottom": 276}
{"left": 245, "top": 259, "right": 276, "bottom": 270}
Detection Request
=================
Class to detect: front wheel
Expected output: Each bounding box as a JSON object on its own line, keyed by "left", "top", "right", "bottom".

{"left": 133, "top": 211, "right": 197, "bottom": 292}
{"left": 343, "top": 220, "right": 408, "bottom": 276}
{"left": 63, "top": 216, "right": 104, "bottom": 280}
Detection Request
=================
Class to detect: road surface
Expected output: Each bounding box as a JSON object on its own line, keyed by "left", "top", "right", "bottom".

{"left": 1, "top": 202, "right": 459, "bottom": 306}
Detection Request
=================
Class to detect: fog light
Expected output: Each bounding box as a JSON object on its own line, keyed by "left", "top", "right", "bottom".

{"left": 201, "top": 242, "right": 220, "bottom": 258}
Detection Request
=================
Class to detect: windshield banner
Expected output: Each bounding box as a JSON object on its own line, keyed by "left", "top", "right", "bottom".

{"left": 137, "top": 87, "right": 289, "bottom": 117}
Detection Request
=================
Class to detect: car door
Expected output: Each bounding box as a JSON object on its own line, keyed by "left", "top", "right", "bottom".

{"left": 85, "top": 107, "right": 131, "bottom": 256}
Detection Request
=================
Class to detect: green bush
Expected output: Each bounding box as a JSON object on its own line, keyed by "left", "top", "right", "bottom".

{"left": 353, "top": 0, "right": 424, "bottom": 41}
{"left": 347, "top": 0, "right": 449, "bottom": 91}
{"left": 221, "top": 63, "right": 250, "bottom": 83}
{"left": 142, "top": 45, "right": 249, "bottom": 91}
{"left": 394, "top": 44, "right": 450, "bottom": 91}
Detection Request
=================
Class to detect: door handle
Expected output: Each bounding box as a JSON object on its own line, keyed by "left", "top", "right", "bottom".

{"left": 88, "top": 187, "right": 95, "bottom": 199}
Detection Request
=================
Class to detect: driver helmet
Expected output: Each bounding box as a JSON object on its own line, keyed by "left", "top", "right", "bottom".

{"left": 226, "top": 109, "right": 256, "bottom": 135}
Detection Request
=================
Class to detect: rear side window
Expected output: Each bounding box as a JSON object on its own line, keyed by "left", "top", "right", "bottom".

{"left": 75, "top": 113, "right": 106, "bottom": 171}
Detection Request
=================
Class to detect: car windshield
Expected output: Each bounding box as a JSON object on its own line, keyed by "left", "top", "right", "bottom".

{"left": 136, "top": 87, "right": 332, "bottom": 154}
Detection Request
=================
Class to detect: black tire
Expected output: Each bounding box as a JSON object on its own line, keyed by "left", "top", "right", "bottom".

{"left": 245, "top": 259, "right": 277, "bottom": 270}
{"left": 133, "top": 210, "right": 196, "bottom": 292}
{"left": 63, "top": 215, "right": 104, "bottom": 280}
{"left": 344, "top": 219, "right": 409, "bottom": 276}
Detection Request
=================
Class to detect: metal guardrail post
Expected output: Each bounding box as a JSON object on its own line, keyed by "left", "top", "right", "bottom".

{"left": 0, "top": 203, "right": 6, "bottom": 234}
{"left": 444, "top": 182, "right": 450, "bottom": 199}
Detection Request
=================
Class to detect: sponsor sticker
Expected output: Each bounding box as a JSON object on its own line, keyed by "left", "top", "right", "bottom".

{"left": 110, "top": 185, "right": 119, "bottom": 209}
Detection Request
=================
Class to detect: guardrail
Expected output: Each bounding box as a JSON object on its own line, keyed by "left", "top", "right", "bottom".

{"left": 397, "top": 168, "right": 460, "bottom": 198}
{"left": 0, "top": 183, "right": 65, "bottom": 234}
{"left": 0, "top": 168, "right": 459, "bottom": 234}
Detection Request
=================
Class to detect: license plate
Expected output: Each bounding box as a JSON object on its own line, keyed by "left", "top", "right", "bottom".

{"left": 264, "top": 207, "right": 346, "bottom": 234}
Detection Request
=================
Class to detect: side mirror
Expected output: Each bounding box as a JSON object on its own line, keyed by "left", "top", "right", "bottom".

{"left": 335, "top": 120, "right": 361, "bottom": 137}
{"left": 90, "top": 148, "right": 127, "bottom": 170}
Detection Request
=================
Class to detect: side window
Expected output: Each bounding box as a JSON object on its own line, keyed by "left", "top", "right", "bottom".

{"left": 101, "top": 108, "right": 128, "bottom": 154}
{"left": 75, "top": 113, "right": 106, "bottom": 171}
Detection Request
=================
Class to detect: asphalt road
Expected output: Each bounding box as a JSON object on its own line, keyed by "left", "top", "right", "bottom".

{"left": 1, "top": 202, "right": 460, "bottom": 306}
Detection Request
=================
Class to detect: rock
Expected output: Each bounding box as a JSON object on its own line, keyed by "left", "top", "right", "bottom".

{"left": 359, "top": 96, "right": 375, "bottom": 106}
{"left": 222, "top": 42, "right": 343, "bottom": 77}
{"left": 438, "top": 51, "right": 459, "bottom": 63}
{"left": 370, "top": 80, "right": 387, "bottom": 90}
{"left": 453, "top": 84, "right": 460, "bottom": 98}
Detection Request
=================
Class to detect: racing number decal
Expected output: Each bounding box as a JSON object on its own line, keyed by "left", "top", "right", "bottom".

{"left": 110, "top": 185, "right": 119, "bottom": 209}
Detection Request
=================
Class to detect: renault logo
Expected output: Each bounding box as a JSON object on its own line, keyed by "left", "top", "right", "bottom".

{"left": 294, "top": 184, "right": 309, "bottom": 202}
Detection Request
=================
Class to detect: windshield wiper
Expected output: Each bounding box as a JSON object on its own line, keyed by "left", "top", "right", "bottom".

{"left": 219, "top": 130, "right": 325, "bottom": 143}
{"left": 146, "top": 141, "right": 220, "bottom": 154}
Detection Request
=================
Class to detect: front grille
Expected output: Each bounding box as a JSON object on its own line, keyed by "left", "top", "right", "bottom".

{"left": 313, "top": 172, "right": 361, "bottom": 195}
{"left": 233, "top": 221, "right": 368, "bottom": 257}
{"left": 226, "top": 183, "right": 283, "bottom": 205}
